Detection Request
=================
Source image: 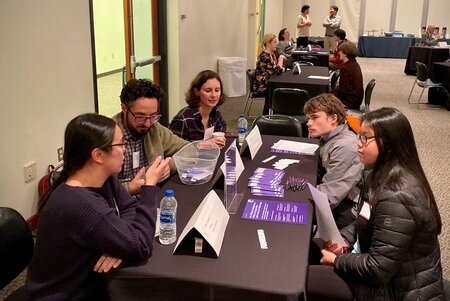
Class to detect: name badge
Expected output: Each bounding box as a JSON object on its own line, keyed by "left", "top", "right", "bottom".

{"left": 204, "top": 126, "right": 214, "bottom": 140}
{"left": 359, "top": 201, "right": 371, "bottom": 220}
{"left": 132, "top": 151, "right": 140, "bottom": 169}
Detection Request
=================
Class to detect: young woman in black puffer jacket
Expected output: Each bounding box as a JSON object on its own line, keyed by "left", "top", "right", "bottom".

{"left": 307, "top": 107, "right": 445, "bottom": 301}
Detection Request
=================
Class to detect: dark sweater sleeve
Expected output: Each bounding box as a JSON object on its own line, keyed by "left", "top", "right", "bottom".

{"left": 74, "top": 184, "right": 159, "bottom": 262}
{"left": 334, "top": 194, "right": 417, "bottom": 286}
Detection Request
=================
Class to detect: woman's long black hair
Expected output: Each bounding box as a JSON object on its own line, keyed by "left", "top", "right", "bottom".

{"left": 362, "top": 107, "right": 441, "bottom": 233}
{"left": 38, "top": 113, "right": 116, "bottom": 211}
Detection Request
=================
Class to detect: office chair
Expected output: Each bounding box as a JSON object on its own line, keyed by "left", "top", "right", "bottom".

{"left": 252, "top": 115, "right": 305, "bottom": 137}
{"left": 0, "top": 207, "right": 34, "bottom": 300}
{"left": 295, "top": 61, "right": 314, "bottom": 66}
{"left": 329, "top": 70, "right": 340, "bottom": 90}
{"left": 242, "top": 69, "right": 265, "bottom": 116}
{"left": 298, "top": 55, "right": 319, "bottom": 66}
{"left": 270, "top": 88, "right": 310, "bottom": 137}
{"left": 408, "top": 62, "right": 447, "bottom": 106}
{"left": 360, "top": 79, "right": 376, "bottom": 113}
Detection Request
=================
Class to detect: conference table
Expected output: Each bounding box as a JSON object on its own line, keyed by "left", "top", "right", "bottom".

{"left": 263, "top": 66, "right": 329, "bottom": 115}
{"left": 358, "top": 36, "right": 415, "bottom": 58}
{"left": 106, "top": 135, "right": 319, "bottom": 301}
{"left": 404, "top": 46, "right": 450, "bottom": 75}
{"left": 428, "top": 61, "right": 450, "bottom": 108}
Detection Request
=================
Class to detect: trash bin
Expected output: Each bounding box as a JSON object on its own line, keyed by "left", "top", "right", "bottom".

{"left": 218, "top": 57, "right": 247, "bottom": 97}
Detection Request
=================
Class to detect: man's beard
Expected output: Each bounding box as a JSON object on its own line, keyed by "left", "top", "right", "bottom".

{"left": 126, "top": 118, "right": 151, "bottom": 138}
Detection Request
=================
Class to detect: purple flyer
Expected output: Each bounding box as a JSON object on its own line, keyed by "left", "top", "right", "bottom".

{"left": 241, "top": 199, "right": 307, "bottom": 225}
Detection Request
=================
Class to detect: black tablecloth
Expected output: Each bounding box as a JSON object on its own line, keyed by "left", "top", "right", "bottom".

{"left": 106, "top": 135, "right": 319, "bottom": 301}
{"left": 308, "top": 36, "right": 324, "bottom": 48}
{"left": 428, "top": 62, "right": 450, "bottom": 108}
{"left": 358, "top": 36, "right": 415, "bottom": 58}
{"left": 404, "top": 46, "right": 450, "bottom": 75}
{"left": 263, "top": 66, "right": 329, "bottom": 114}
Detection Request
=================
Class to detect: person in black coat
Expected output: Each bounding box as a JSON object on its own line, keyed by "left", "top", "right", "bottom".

{"left": 307, "top": 107, "right": 445, "bottom": 301}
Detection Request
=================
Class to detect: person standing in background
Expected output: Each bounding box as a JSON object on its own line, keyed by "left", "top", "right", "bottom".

{"left": 323, "top": 5, "right": 342, "bottom": 52}
{"left": 296, "top": 5, "right": 312, "bottom": 48}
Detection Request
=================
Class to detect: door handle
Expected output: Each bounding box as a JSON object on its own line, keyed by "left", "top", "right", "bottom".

{"left": 130, "top": 55, "right": 161, "bottom": 74}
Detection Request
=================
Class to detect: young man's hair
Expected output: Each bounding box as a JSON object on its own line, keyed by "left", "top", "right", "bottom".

{"left": 333, "top": 29, "right": 346, "bottom": 40}
{"left": 301, "top": 5, "right": 310, "bottom": 13}
{"left": 331, "top": 5, "right": 338, "bottom": 12}
{"left": 339, "top": 42, "right": 358, "bottom": 59}
{"left": 304, "top": 93, "right": 346, "bottom": 124}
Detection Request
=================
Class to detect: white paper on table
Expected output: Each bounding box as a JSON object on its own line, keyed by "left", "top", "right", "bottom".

{"left": 244, "top": 125, "right": 262, "bottom": 159}
{"left": 307, "top": 75, "right": 330, "bottom": 80}
{"left": 271, "top": 139, "right": 319, "bottom": 156}
{"left": 203, "top": 126, "right": 214, "bottom": 140}
{"left": 307, "top": 183, "right": 347, "bottom": 247}
{"left": 173, "top": 190, "right": 230, "bottom": 257}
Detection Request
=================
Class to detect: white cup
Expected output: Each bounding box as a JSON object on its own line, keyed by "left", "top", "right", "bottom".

{"left": 213, "top": 132, "right": 225, "bottom": 138}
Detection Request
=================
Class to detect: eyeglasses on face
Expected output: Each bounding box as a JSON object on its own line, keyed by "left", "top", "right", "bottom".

{"left": 110, "top": 140, "right": 128, "bottom": 149}
{"left": 358, "top": 134, "right": 376, "bottom": 145}
{"left": 128, "top": 109, "right": 161, "bottom": 124}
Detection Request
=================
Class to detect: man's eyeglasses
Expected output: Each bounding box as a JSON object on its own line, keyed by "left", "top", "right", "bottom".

{"left": 128, "top": 109, "right": 161, "bottom": 124}
{"left": 358, "top": 134, "right": 376, "bottom": 145}
{"left": 110, "top": 140, "right": 128, "bottom": 149}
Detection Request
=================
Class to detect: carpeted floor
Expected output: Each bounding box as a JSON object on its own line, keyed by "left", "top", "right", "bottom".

{"left": 1, "top": 57, "right": 449, "bottom": 300}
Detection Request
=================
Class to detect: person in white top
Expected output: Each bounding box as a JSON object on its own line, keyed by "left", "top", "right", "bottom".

{"left": 296, "top": 5, "right": 312, "bottom": 48}
{"left": 323, "top": 5, "right": 342, "bottom": 52}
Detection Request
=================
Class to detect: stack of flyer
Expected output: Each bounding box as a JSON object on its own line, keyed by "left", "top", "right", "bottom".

{"left": 248, "top": 168, "right": 285, "bottom": 197}
{"left": 270, "top": 139, "right": 319, "bottom": 156}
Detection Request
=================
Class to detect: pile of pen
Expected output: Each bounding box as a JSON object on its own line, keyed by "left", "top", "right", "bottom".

{"left": 248, "top": 168, "right": 285, "bottom": 197}
{"left": 285, "top": 177, "right": 308, "bottom": 191}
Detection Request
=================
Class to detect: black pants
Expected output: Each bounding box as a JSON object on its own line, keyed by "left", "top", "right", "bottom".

{"left": 297, "top": 36, "right": 309, "bottom": 48}
{"left": 306, "top": 265, "right": 355, "bottom": 301}
{"left": 333, "top": 198, "right": 356, "bottom": 229}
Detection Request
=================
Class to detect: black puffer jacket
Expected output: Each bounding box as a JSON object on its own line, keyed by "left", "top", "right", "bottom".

{"left": 334, "top": 177, "right": 445, "bottom": 300}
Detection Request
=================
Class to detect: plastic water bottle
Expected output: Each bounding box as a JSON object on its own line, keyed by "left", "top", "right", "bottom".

{"left": 238, "top": 114, "right": 248, "bottom": 145}
{"left": 159, "top": 189, "right": 177, "bottom": 245}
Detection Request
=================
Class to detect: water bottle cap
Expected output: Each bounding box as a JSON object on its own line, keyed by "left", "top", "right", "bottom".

{"left": 240, "top": 114, "right": 245, "bottom": 118}
{"left": 164, "top": 189, "right": 174, "bottom": 197}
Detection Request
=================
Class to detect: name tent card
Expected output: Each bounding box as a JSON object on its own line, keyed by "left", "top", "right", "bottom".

{"left": 173, "top": 191, "right": 230, "bottom": 258}
{"left": 242, "top": 199, "right": 307, "bottom": 225}
{"left": 239, "top": 125, "right": 262, "bottom": 159}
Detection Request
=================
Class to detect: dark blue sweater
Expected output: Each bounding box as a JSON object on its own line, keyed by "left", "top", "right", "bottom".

{"left": 26, "top": 176, "right": 158, "bottom": 300}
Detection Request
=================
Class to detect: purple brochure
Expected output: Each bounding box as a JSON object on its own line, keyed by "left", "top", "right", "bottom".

{"left": 242, "top": 199, "right": 307, "bottom": 224}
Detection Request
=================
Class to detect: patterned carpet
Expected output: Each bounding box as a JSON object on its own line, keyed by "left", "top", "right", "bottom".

{"left": 1, "top": 57, "right": 449, "bottom": 300}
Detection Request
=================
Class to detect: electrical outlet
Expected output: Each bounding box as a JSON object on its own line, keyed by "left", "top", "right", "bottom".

{"left": 57, "top": 147, "right": 64, "bottom": 162}
{"left": 24, "top": 161, "right": 37, "bottom": 183}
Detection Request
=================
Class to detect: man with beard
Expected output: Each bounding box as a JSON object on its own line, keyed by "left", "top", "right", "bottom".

{"left": 113, "top": 79, "right": 189, "bottom": 196}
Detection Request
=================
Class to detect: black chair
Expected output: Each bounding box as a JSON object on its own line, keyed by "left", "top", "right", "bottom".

{"left": 408, "top": 62, "right": 447, "bottom": 106}
{"left": 295, "top": 61, "right": 314, "bottom": 66}
{"left": 360, "top": 79, "right": 376, "bottom": 113}
{"left": 0, "top": 207, "right": 34, "bottom": 300}
{"left": 298, "top": 55, "right": 319, "bottom": 66}
{"left": 242, "top": 69, "right": 265, "bottom": 116}
{"left": 252, "top": 115, "right": 305, "bottom": 137}
{"left": 329, "top": 69, "right": 340, "bottom": 90}
{"left": 270, "top": 88, "right": 310, "bottom": 137}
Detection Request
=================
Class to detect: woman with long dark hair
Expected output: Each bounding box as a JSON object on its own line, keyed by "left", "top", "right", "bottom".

{"left": 307, "top": 107, "right": 445, "bottom": 300}
{"left": 26, "top": 113, "right": 171, "bottom": 300}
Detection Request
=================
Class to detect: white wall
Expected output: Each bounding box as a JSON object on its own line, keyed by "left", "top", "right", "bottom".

{"left": 396, "top": 0, "right": 423, "bottom": 36}
{"left": 0, "top": 0, "right": 95, "bottom": 218}
{"left": 171, "top": 0, "right": 249, "bottom": 117}
{"left": 428, "top": 0, "right": 450, "bottom": 36}
{"left": 264, "top": 0, "right": 284, "bottom": 37}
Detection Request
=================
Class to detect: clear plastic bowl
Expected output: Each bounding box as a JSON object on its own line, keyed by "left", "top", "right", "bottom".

{"left": 173, "top": 141, "right": 220, "bottom": 185}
